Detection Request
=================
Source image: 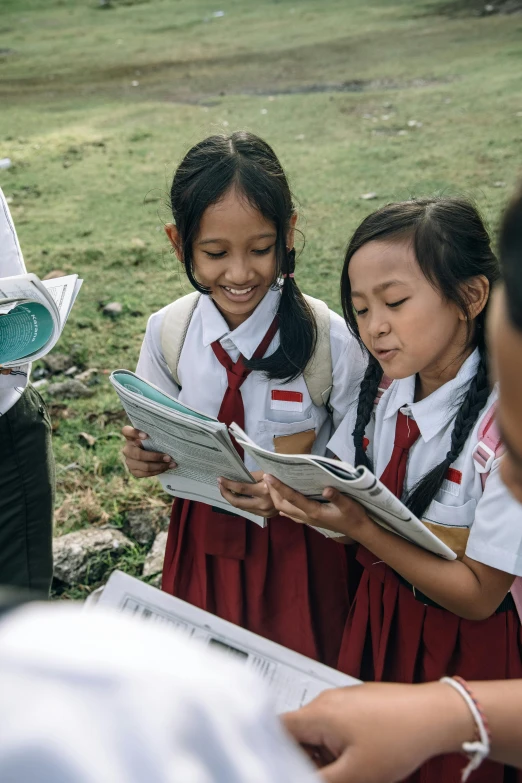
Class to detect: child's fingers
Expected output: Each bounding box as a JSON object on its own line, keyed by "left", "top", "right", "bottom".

{"left": 125, "top": 452, "right": 176, "bottom": 476}
{"left": 219, "top": 482, "right": 275, "bottom": 516}
{"left": 122, "top": 425, "right": 148, "bottom": 441}
{"left": 219, "top": 477, "right": 268, "bottom": 497}
{"left": 264, "top": 475, "right": 322, "bottom": 518}
{"left": 123, "top": 442, "right": 172, "bottom": 463}
{"left": 323, "top": 489, "right": 369, "bottom": 522}
{"left": 126, "top": 458, "right": 171, "bottom": 478}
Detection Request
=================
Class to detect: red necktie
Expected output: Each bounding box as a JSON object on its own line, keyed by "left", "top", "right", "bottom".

{"left": 204, "top": 315, "right": 279, "bottom": 558}
{"left": 379, "top": 411, "right": 420, "bottom": 499}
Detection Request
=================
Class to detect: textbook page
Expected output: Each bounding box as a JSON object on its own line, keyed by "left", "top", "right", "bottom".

{"left": 91, "top": 570, "right": 359, "bottom": 712}
{"left": 41, "top": 274, "right": 83, "bottom": 328}
{"left": 111, "top": 371, "right": 264, "bottom": 527}
{"left": 230, "top": 424, "right": 456, "bottom": 560}
{"left": 0, "top": 273, "right": 82, "bottom": 366}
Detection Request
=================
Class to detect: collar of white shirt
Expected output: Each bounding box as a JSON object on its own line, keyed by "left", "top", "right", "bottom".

{"left": 199, "top": 288, "right": 281, "bottom": 360}
{"left": 383, "top": 348, "right": 481, "bottom": 443}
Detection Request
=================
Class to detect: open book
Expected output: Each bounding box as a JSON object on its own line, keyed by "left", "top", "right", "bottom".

{"left": 87, "top": 570, "right": 359, "bottom": 712}
{"left": 110, "top": 370, "right": 263, "bottom": 525}
{"left": 230, "top": 423, "right": 457, "bottom": 560}
{"left": 0, "top": 273, "right": 82, "bottom": 366}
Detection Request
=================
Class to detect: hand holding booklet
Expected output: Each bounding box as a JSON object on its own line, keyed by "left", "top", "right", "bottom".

{"left": 110, "top": 370, "right": 455, "bottom": 558}
{"left": 0, "top": 272, "right": 82, "bottom": 367}
{"left": 87, "top": 570, "right": 359, "bottom": 712}
{"left": 110, "top": 370, "right": 263, "bottom": 525}
{"left": 230, "top": 423, "right": 457, "bottom": 560}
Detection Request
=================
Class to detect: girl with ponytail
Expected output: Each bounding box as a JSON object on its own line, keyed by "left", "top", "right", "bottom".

{"left": 121, "top": 132, "right": 366, "bottom": 665}
{"left": 266, "top": 197, "right": 522, "bottom": 782}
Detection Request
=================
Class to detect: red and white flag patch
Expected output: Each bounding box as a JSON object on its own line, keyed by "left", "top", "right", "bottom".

{"left": 271, "top": 389, "right": 303, "bottom": 412}
{"left": 442, "top": 467, "right": 462, "bottom": 497}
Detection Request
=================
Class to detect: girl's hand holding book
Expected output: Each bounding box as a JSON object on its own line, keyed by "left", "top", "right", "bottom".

{"left": 121, "top": 425, "right": 177, "bottom": 478}
{"left": 264, "top": 475, "right": 371, "bottom": 539}
{"left": 218, "top": 471, "right": 278, "bottom": 518}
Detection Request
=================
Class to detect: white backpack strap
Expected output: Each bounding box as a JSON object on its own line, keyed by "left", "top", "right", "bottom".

{"left": 302, "top": 294, "right": 333, "bottom": 408}
{"left": 160, "top": 292, "right": 201, "bottom": 386}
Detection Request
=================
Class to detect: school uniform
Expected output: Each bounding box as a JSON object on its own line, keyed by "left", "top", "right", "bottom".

{"left": 329, "top": 349, "right": 522, "bottom": 783}
{"left": 0, "top": 188, "right": 54, "bottom": 594}
{"left": 136, "top": 287, "right": 366, "bottom": 665}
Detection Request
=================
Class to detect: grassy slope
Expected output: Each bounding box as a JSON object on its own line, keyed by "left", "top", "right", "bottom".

{"left": 0, "top": 0, "right": 521, "bottom": 591}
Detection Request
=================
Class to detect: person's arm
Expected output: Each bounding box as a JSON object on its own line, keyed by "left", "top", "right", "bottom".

{"left": 282, "top": 679, "right": 522, "bottom": 783}
{"left": 264, "top": 478, "right": 513, "bottom": 620}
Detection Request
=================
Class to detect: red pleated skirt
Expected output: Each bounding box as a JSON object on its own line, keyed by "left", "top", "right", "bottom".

{"left": 162, "top": 498, "right": 361, "bottom": 667}
{"left": 338, "top": 546, "right": 522, "bottom": 783}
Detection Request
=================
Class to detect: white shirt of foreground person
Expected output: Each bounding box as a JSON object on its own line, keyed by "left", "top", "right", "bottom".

{"left": 137, "top": 288, "right": 366, "bottom": 471}
{"left": 0, "top": 603, "right": 318, "bottom": 783}
{"left": 0, "top": 186, "right": 30, "bottom": 414}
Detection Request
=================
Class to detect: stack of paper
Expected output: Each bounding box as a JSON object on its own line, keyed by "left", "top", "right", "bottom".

{"left": 88, "top": 570, "right": 360, "bottom": 712}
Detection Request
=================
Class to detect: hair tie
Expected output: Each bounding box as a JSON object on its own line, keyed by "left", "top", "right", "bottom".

{"left": 283, "top": 247, "right": 296, "bottom": 280}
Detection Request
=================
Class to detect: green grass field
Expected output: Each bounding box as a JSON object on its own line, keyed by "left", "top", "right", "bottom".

{"left": 1, "top": 0, "right": 521, "bottom": 594}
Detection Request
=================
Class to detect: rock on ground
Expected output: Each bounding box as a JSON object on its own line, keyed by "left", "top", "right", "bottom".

{"left": 103, "top": 301, "right": 123, "bottom": 317}
{"left": 142, "top": 530, "right": 168, "bottom": 585}
{"left": 125, "top": 507, "right": 169, "bottom": 546}
{"left": 54, "top": 528, "right": 134, "bottom": 586}
{"left": 44, "top": 353, "right": 75, "bottom": 374}
{"left": 47, "top": 380, "right": 95, "bottom": 399}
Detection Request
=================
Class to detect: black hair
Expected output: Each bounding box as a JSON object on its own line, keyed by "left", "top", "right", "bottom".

{"left": 340, "top": 197, "right": 500, "bottom": 519}
{"left": 499, "top": 184, "right": 522, "bottom": 331}
{"left": 169, "top": 131, "right": 316, "bottom": 382}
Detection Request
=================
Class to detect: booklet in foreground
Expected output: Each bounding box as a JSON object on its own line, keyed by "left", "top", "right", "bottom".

{"left": 110, "top": 370, "right": 264, "bottom": 526}
{"left": 0, "top": 273, "right": 82, "bottom": 367}
{"left": 88, "top": 570, "right": 359, "bottom": 712}
{"left": 230, "top": 423, "right": 457, "bottom": 560}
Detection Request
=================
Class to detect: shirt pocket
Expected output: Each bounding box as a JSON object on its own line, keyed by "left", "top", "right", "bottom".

{"left": 257, "top": 415, "right": 317, "bottom": 455}
{"left": 422, "top": 498, "right": 477, "bottom": 560}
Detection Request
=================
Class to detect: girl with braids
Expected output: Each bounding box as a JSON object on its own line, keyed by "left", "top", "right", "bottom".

{"left": 121, "top": 132, "right": 366, "bottom": 665}
{"left": 266, "top": 197, "right": 522, "bottom": 782}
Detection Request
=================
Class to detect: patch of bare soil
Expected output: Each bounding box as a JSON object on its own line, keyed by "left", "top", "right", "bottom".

{"left": 429, "top": 0, "right": 522, "bottom": 16}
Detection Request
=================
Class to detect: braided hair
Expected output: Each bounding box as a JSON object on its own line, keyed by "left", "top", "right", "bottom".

{"left": 340, "top": 197, "right": 500, "bottom": 518}
{"left": 352, "top": 355, "right": 382, "bottom": 471}
{"left": 169, "top": 132, "right": 316, "bottom": 382}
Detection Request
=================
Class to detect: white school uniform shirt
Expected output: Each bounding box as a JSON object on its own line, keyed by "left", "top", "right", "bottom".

{"left": 329, "top": 349, "right": 522, "bottom": 576}
{"left": 0, "top": 603, "right": 318, "bottom": 783}
{"left": 0, "top": 186, "right": 30, "bottom": 415}
{"left": 137, "top": 287, "right": 367, "bottom": 472}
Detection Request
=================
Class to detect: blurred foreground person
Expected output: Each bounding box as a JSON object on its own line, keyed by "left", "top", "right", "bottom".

{"left": 0, "top": 602, "right": 317, "bottom": 783}
{"left": 0, "top": 187, "right": 54, "bottom": 593}
{"left": 281, "top": 185, "right": 522, "bottom": 783}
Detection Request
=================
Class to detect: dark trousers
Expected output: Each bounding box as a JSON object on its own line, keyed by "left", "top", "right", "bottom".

{"left": 0, "top": 385, "right": 54, "bottom": 593}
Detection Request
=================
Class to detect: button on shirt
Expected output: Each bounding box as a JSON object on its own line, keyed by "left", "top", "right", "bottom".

{"left": 0, "top": 187, "right": 29, "bottom": 416}
{"left": 0, "top": 604, "right": 318, "bottom": 783}
{"left": 329, "top": 349, "right": 522, "bottom": 576}
{"left": 136, "top": 288, "right": 367, "bottom": 472}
